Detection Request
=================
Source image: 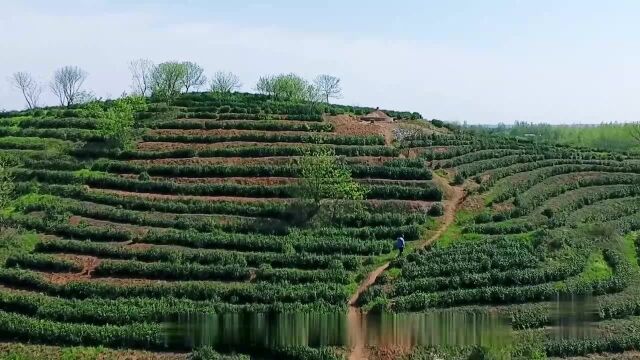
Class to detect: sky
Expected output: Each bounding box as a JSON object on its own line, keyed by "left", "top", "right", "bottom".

{"left": 1, "top": 0, "right": 639, "bottom": 124}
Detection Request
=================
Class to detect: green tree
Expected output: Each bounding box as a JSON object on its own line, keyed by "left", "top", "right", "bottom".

{"left": 255, "top": 73, "right": 320, "bottom": 102}
{"left": 631, "top": 122, "right": 640, "bottom": 146}
{"left": 0, "top": 156, "right": 17, "bottom": 210}
{"left": 83, "top": 96, "right": 146, "bottom": 150}
{"left": 180, "top": 61, "right": 207, "bottom": 92}
{"left": 297, "top": 149, "right": 366, "bottom": 204}
{"left": 150, "top": 62, "right": 188, "bottom": 103}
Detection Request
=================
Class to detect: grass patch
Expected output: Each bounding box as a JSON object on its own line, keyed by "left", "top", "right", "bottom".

{"left": 436, "top": 210, "right": 475, "bottom": 247}
{"left": 73, "top": 169, "right": 104, "bottom": 178}
{"left": 620, "top": 231, "right": 639, "bottom": 269}
{"left": 434, "top": 169, "right": 448, "bottom": 178}
{"left": 0, "top": 228, "right": 38, "bottom": 263}
{"left": 386, "top": 267, "right": 401, "bottom": 279}
{"left": 578, "top": 250, "right": 613, "bottom": 283}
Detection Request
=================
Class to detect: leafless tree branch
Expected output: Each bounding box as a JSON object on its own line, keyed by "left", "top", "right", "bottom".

{"left": 181, "top": 61, "right": 207, "bottom": 92}
{"left": 10, "top": 72, "right": 42, "bottom": 109}
{"left": 50, "top": 66, "right": 88, "bottom": 107}
{"left": 209, "top": 71, "right": 242, "bottom": 94}
{"left": 313, "top": 74, "right": 342, "bottom": 103}
{"left": 129, "top": 59, "right": 154, "bottom": 96}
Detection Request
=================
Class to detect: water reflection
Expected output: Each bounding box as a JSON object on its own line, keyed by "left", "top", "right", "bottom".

{"left": 358, "top": 311, "right": 511, "bottom": 349}
{"left": 548, "top": 295, "right": 599, "bottom": 340}
{"left": 166, "top": 312, "right": 347, "bottom": 350}
{"left": 163, "top": 309, "right": 512, "bottom": 350}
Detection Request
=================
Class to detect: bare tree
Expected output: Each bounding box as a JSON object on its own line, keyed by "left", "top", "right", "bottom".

{"left": 129, "top": 59, "right": 154, "bottom": 96}
{"left": 150, "top": 61, "right": 188, "bottom": 103}
{"left": 209, "top": 71, "right": 242, "bottom": 94}
{"left": 313, "top": 74, "right": 342, "bottom": 103}
{"left": 50, "top": 66, "right": 88, "bottom": 107}
{"left": 255, "top": 75, "right": 276, "bottom": 96}
{"left": 10, "top": 72, "right": 42, "bottom": 109}
{"left": 180, "top": 61, "right": 207, "bottom": 92}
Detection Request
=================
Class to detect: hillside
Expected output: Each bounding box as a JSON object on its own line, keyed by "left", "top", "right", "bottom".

{"left": 0, "top": 92, "right": 640, "bottom": 359}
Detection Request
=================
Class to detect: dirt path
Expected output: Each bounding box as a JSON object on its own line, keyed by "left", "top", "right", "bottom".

{"left": 347, "top": 185, "right": 465, "bottom": 360}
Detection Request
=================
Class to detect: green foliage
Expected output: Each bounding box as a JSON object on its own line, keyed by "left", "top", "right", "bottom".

{"left": 74, "top": 144, "right": 399, "bottom": 159}
{"left": 256, "top": 73, "right": 319, "bottom": 102}
{"left": 428, "top": 203, "right": 444, "bottom": 216}
{"left": 142, "top": 132, "right": 385, "bottom": 146}
{"left": 470, "top": 121, "right": 640, "bottom": 153}
{"left": 0, "top": 228, "right": 38, "bottom": 263}
{"left": 150, "top": 61, "right": 188, "bottom": 103}
{"left": 191, "top": 346, "right": 250, "bottom": 360}
{"left": 82, "top": 96, "right": 146, "bottom": 150}
{"left": 6, "top": 253, "right": 83, "bottom": 273}
{"left": 0, "top": 157, "right": 16, "bottom": 210}
{"left": 297, "top": 149, "right": 367, "bottom": 204}
{"left": 453, "top": 173, "right": 465, "bottom": 185}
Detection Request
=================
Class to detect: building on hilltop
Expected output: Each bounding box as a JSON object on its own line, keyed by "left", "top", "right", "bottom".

{"left": 360, "top": 107, "right": 394, "bottom": 123}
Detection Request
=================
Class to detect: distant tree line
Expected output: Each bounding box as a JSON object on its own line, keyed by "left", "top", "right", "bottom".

{"left": 8, "top": 60, "right": 343, "bottom": 109}
{"left": 468, "top": 121, "right": 640, "bottom": 153}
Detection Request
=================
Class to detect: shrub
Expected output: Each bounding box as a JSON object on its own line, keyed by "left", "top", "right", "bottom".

{"left": 428, "top": 203, "right": 444, "bottom": 216}
{"left": 453, "top": 173, "right": 465, "bottom": 185}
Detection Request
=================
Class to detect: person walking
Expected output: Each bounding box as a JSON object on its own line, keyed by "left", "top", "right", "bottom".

{"left": 395, "top": 234, "right": 405, "bottom": 257}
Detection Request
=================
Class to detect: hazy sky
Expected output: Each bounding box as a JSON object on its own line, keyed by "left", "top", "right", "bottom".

{"left": 1, "top": 0, "right": 639, "bottom": 124}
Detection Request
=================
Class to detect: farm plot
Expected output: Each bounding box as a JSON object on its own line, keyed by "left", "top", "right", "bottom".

{"left": 0, "top": 92, "right": 441, "bottom": 359}
{"left": 359, "top": 133, "right": 640, "bottom": 358}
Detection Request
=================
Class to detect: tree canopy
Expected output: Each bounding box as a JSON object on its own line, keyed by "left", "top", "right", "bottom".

{"left": 255, "top": 73, "right": 321, "bottom": 102}
{"left": 296, "top": 149, "right": 366, "bottom": 204}
{"left": 82, "top": 96, "right": 146, "bottom": 149}
{"left": 150, "top": 62, "right": 187, "bottom": 103}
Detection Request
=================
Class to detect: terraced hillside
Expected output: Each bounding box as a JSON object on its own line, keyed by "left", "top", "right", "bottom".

{"left": 0, "top": 93, "right": 446, "bottom": 359}
{"left": 2, "top": 92, "right": 640, "bottom": 359}
{"left": 359, "top": 132, "right": 640, "bottom": 359}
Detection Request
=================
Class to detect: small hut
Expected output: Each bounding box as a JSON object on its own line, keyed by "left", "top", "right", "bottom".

{"left": 360, "top": 107, "right": 394, "bottom": 123}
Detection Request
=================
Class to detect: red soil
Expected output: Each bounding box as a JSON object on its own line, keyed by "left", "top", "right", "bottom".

{"left": 126, "top": 243, "right": 154, "bottom": 250}
{"left": 366, "top": 346, "right": 412, "bottom": 360}
{"left": 148, "top": 128, "right": 321, "bottom": 137}
{"left": 127, "top": 156, "right": 396, "bottom": 166}
{"left": 122, "top": 174, "right": 298, "bottom": 186}
{"left": 129, "top": 156, "right": 296, "bottom": 166}
{"left": 90, "top": 188, "right": 293, "bottom": 204}
{"left": 328, "top": 115, "right": 395, "bottom": 145}
{"left": 69, "top": 215, "right": 151, "bottom": 237}
{"left": 54, "top": 254, "right": 102, "bottom": 277}
{"left": 40, "top": 253, "right": 101, "bottom": 285}
{"left": 136, "top": 141, "right": 312, "bottom": 151}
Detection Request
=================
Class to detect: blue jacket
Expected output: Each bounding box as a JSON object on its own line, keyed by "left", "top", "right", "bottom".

{"left": 396, "top": 237, "right": 405, "bottom": 249}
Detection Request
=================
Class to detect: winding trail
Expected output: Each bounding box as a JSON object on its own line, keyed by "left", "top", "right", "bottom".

{"left": 347, "top": 186, "right": 465, "bottom": 360}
